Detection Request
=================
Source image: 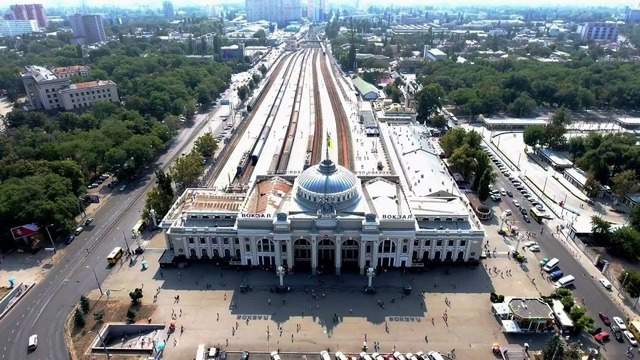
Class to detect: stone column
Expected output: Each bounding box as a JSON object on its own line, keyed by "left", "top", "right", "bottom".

{"left": 250, "top": 237, "right": 258, "bottom": 266}
{"left": 311, "top": 235, "right": 318, "bottom": 275}
{"left": 335, "top": 236, "right": 342, "bottom": 275}
{"left": 239, "top": 237, "right": 247, "bottom": 265}
{"left": 287, "top": 239, "right": 294, "bottom": 271}
{"left": 275, "top": 240, "right": 282, "bottom": 267}
{"left": 359, "top": 240, "right": 367, "bottom": 275}
{"left": 372, "top": 240, "right": 379, "bottom": 269}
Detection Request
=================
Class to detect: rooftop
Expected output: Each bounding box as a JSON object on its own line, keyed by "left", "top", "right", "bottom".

{"left": 508, "top": 298, "right": 553, "bottom": 320}
{"left": 52, "top": 65, "right": 89, "bottom": 76}
{"left": 352, "top": 77, "right": 379, "bottom": 96}
{"left": 66, "top": 80, "right": 116, "bottom": 90}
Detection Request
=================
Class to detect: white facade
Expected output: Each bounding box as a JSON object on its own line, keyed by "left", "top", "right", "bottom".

{"left": 0, "top": 19, "right": 39, "bottom": 37}
{"left": 21, "top": 66, "right": 70, "bottom": 110}
{"left": 580, "top": 22, "right": 618, "bottom": 42}
{"left": 59, "top": 80, "right": 119, "bottom": 110}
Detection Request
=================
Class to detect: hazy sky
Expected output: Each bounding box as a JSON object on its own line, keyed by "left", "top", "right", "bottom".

{"left": 16, "top": 0, "right": 639, "bottom": 9}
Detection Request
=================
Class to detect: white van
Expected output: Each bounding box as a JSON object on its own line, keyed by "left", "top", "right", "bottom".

{"left": 554, "top": 275, "right": 575, "bottom": 288}
{"left": 427, "top": 352, "right": 445, "bottom": 360}
{"left": 196, "top": 344, "right": 207, "bottom": 360}
{"left": 27, "top": 334, "right": 38, "bottom": 352}
{"left": 208, "top": 347, "right": 218, "bottom": 359}
{"left": 335, "top": 352, "right": 348, "bottom": 360}
{"left": 320, "top": 351, "right": 331, "bottom": 360}
{"left": 406, "top": 353, "right": 419, "bottom": 360}
{"left": 360, "top": 353, "right": 373, "bottom": 360}
{"left": 543, "top": 258, "right": 560, "bottom": 272}
{"left": 372, "top": 353, "right": 385, "bottom": 360}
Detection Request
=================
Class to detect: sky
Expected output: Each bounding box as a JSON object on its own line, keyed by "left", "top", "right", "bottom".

{"left": 12, "top": 0, "right": 639, "bottom": 9}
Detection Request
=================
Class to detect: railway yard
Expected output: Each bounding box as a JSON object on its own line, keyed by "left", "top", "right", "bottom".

{"left": 206, "top": 41, "right": 370, "bottom": 192}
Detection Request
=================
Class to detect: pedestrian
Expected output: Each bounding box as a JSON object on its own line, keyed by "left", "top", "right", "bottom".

{"left": 424, "top": 335, "right": 428, "bottom": 343}
{"left": 217, "top": 312, "right": 220, "bottom": 321}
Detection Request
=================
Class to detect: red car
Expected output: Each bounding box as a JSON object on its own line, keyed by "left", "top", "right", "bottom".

{"left": 599, "top": 313, "right": 611, "bottom": 326}
{"left": 594, "top": 331, "right": 610, "bottom": 343}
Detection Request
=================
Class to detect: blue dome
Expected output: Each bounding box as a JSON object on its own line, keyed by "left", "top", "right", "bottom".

{"left": 295, "top": 159, "right": 360, "bottom": 210}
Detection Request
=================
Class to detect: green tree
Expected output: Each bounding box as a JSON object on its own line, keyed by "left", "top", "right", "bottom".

{"left": 129, "top": 288, "right": 143, "bottom": 305}
{"left": 93, "top": 310, "right": 105, "bottom": 322}
{"left": 429, "top": 114, "right": 447, "bottom": 128}
{"left": 542, "top": 335, "right": 564, "bottom": 360}
{"left": 142, "top": 171, "right": 174, "bottom": 226}
{"left": 619, "top": 269, "right": 640, "bottom": 298}
{"left": 80, "top": 296, "right": 90, "bottom": 314}
{"left": 194, "top": 133, "right": 218, "bottom": 158}
{"left": 523, "top": 125, "right": 546, "bottom": 147}
{"left": 472, "top": 152, "right": 493, "bottom": 191}
{"left": 126, "top": 308, "right": 136, "bottom": 323}
{"left": 171, "top": 151, "right": 204, "bottom": 190}
{"left": 591, "top": 216, "right": 611, "bottom": 244}
{"left": 478, "top": 169, "right": 492, "bottom": 201}
{"left": 237, "top": 85, "right": 249, "bottom": 101}
{"left": 440, "top": 127, "right": 467, "bottom": 157}
{"left": 630, "top": 206, "right": 640, "bottom": 231}
{"left": 74, "top": 308, "right": 85, "bottom": 328}
{"left": 583, "top": 176, "right": 601, "bottom": 198}
{"left": 416, "top": 84, "right": 444, "bottom": 123}
{"left": 507, "top": 93, "right": 537, "bottom": 117}
{"left": 611, "top": 170, "right": 639, "bottom": 198}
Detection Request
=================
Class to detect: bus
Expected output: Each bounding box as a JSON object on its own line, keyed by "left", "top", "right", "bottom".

{"left": 543, "top": 258, "right": 560, "bottom": 272}
{"left": 107, "top": 247, "right": 124, "bottom": 266}
{"left": 529, "top": 208, "right": 551, "bottom": 223}
{"left": 131, "top": 219, "right": 145, "bottom": 239}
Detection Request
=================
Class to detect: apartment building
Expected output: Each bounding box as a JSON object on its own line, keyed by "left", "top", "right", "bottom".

{"left": 5, "top": 4, "right": 47, "bottom": 28}
{"left": 0, "top": 19, "right": 39, "bottom": 37}
{"left": 59, "top": 81, "right": 119, "bottom": 110}
{"left": 580, "top": 22, "right": 618, "bottom": 42}
{"left": 69, "top": 14, "right": 106, "bottom": 44}
{"left": 21, "top": 66, "right": 70, "bottom": 110}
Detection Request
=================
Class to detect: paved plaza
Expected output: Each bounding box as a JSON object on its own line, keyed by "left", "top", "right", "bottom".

{"left": 94, "top": 237, "right": 556, "bottom": 360}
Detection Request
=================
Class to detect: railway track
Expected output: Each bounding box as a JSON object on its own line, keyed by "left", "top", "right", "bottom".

{"left": 309, "top": 49, "right": 323, "bottom": 166}
{"left": 234, "top": 50, "right": 304, "bottom": 185}
{"left": 320, "top": 50, "right": 353, "bottom": 171}
{"left": 204, "top": 52, "right": 291, "bottom": 188}
{"left": 273, "top": 49, "right": 312, "bottom": 173}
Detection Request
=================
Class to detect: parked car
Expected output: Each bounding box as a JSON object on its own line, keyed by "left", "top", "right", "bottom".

{"left": 506, "top": 190, "right": 513, "bottom": 197}
{"left": 614, "top": 328, "right": 624, "bottom": 342}
{"left": 513, "top": 200, "right": 520, "bottom": 208}
{"left": 84, "top": 217, "right": 94, "bottom": 226}
{"left": 523, "top": 214, "right": 531, "bottom": 223}
{"left": 599, "top": 278, "right": 613, "bottom": 290}
{"left": 613, "top": 316, "right": 627, "bottom": 330}
{"left": 74, "top": 226, "right": 84, "bottom": 235}
{"left": 241, "top": 351, "right": 250, "bottom": 360}
{"left": 87, "top": 183, "right": 99, "bottom": 189}
{"left": 624, "top": 330, "right": 638, "bottom": 346}
{"left": 594, "top": 331, "right": 609, "bottom": 343}
{"left": 599, "top": 313, "right": 611, "bottom": 326}
{"left": 529, "top": 244, "right": 540, "bottom": 252}
{"left": 64, "top": 234, "right": 75, "bottom": 245}
{"left": 520, "top": 208, "right": 528, "bottom": 215}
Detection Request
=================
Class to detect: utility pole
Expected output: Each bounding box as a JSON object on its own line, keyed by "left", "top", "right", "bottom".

{"left": 122, "top": 231, "right": 131, "bottom": 253}
{"left": 45, "top": 225, "right": 56, "bottom": 254}
{"left": 88, "top": 266, "right": 103, "bottom": 296}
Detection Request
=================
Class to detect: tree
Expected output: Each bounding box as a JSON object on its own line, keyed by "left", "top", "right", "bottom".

{"left": 74, "top": 308, "right": 85, "bottom": 328}
{"left": 583, "top": 176, "right": 601, "bottom": 198}
{"left": 523, "top": 125, "right": 546, "bottom": 147}
{"left": 237, "top": 85, "right": 249, "bottom": 101}
{"left": 591, "top": 216, "right": 611, "bottom": 244}
{"left": 507, "top": 93, "right": 536, "bottom": 117}
{"left": 619, "top": 269, "right": 640, "bottom": 298}
{"left": 258, "top": 64, "right": 267, "bottom": 75}
{"left": 194, "top": 133, "right": 218, "bottom": 158}
{"left": 611, "top": 170, "right": 639, "bottom": 198}
{"left": 143, "top": 170, "right": 175, "bottom": 226}
{"left": 93, "top": 310, "right": 105, "bottom": 322}
{"left": 80, "top": 296, "right": 90, "bottom": 314}
{"left": 472, "top": 152, "right": 493, "bottom": 191}
{"left": 440, "top": 127, "right": 467, "bottom": 157}
{"left": 129, "top": 288, "right": 143, "bottom": 305}
{"left": 171, "top": 151, "right": 204, "bottom": 190}
{"left": 416, "top": 84, "right": 444, "bottom": 123}
{"left": 478, "top": 169, "right": 492, "bottom": 201}
{"left": 542, "top": 335, "right": 564, "bottom": 360}
{"left": 429, "top": 114, "right": 447, "bottom": 128}
{"left": 631, "top": 206, "right": 640, "bottom": 231}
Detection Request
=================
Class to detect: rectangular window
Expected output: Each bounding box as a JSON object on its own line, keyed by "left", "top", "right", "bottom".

{"left": 200, "top": 238, "right": 206, "bottom": 244}
{"left": 460, "top": 240, "right": 466, "bottom": 247}
{"left": 425, "top": 240, "right": 431, "bottom": 247}
{"left": 436, "top": 240, "right": 442, "bottom": 246}
{"left": 188, "top": 238, "right": 194, "bottom": 244}
{"left": 245, "top": 244, "right": 250, "bottom": 252}
{"left": 212, "top": 238, "right": 218, "bottom": 245}
{"left": 448, "top": 240, "right": 454, "bottom": 246}
{"left": 223, "top": 238, "right": 229, "bottom": 245}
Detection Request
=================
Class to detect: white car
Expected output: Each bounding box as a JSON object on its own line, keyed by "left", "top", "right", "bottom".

{"left": 529, "top": 245, "right": 541, "bottom": 252}
{"left": 613, "top": 316, "right": 627, "bottom": 330}
{"left": 513, "top": 200, "right": 520, "bottom": 208}
{"left": 624, "top": 330, "right": 638, "bottom": 346}
{"left": 271, "top": 351, "right": 282, "bottom": 360}
{"left": 599, "top": 277, "right": 613, "bottom": 290}
{"left": 27, "top": 334, "right": 37, "bottom": 352}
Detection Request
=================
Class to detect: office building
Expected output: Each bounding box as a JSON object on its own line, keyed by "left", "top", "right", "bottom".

{"left": 70, "top": 14, "right": 106, "bottom": 44}
{"left": 0, "top": 19, "right": 39, "bottom": 37}
{"left": 21, "top": 66, "right": 118, "bottom": 111}
{"left": 162, "top": 1, "right": 174, "bottom": 18}
{"left": 626, "top": 7, "right": 640, "bottom": 23}
{"left": 21, "top": 66, "right": 70, "bottom": 110}
{"left": 307, "top": 0, "right": 326, "bottom": 22}
{"left": 246, "top": 0, "right": 301, "bottom": 25}
{"left": 5, "top": 4, "right": 47, "bottom": 28}
{"left": 59, "top": 80, "right": 119, "bottom": 110}
{"left": 580, "top": 22, "right": 618, "bottom": 42}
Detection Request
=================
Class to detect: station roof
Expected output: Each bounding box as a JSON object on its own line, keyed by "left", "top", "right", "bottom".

{"left": 508, "top": 298, "right": 553, "bottom": 320}
{"left": 352, "top": 77, "right": 379, "bottom": 97}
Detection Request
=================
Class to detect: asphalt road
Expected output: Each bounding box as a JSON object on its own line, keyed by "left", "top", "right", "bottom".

{"left": 0, "top": 106, "right": 223, "bottom": 360}
{"left": 486, "top": 144, "right": 629, "bottom": 359}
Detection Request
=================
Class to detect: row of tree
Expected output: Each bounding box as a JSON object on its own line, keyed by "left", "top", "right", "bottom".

{"left": 591, "top": 208, "right": 640, "bottom": 263}
{"left": 439, "top": 128, "right": 495, "bottom": 200}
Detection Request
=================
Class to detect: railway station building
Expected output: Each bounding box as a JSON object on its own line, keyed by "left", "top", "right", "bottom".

{"left": 161, "top": 150, "right": 485, "bottom": 275}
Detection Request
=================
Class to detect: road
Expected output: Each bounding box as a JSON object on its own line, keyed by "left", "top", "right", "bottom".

{"left": 485, "top": 142, "right": 628, "bottom": 359}
{"left": 0, "top": 102, "right": 228, "bottom": 359}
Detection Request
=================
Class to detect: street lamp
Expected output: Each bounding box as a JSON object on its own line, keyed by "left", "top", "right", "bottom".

{"left": 276, "top": 266, "right": 285, "bottom": 288}
{"left": 87, "top": 266, "right": 103, "bottom": 296}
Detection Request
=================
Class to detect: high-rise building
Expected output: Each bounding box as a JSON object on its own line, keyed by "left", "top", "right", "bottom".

{"left": 0, "top": 19, "right": 39, "bottom": 37}
{"left": 69, "top": 14, "right": 106, "bottom": 44}
{"left": 246, "top": 0, "right": 301, "bottom": 25}
{"left": 5, "top": 4, "right": 47, "bottom": 28}
{"left": 580, "top": 22, "right": 618, "bottom": 42}
{"left": 307, "top": 0, "right": 326, "bottom": 22}
{"left": 162, "top": 1, "right": 174, "bottom": 18}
